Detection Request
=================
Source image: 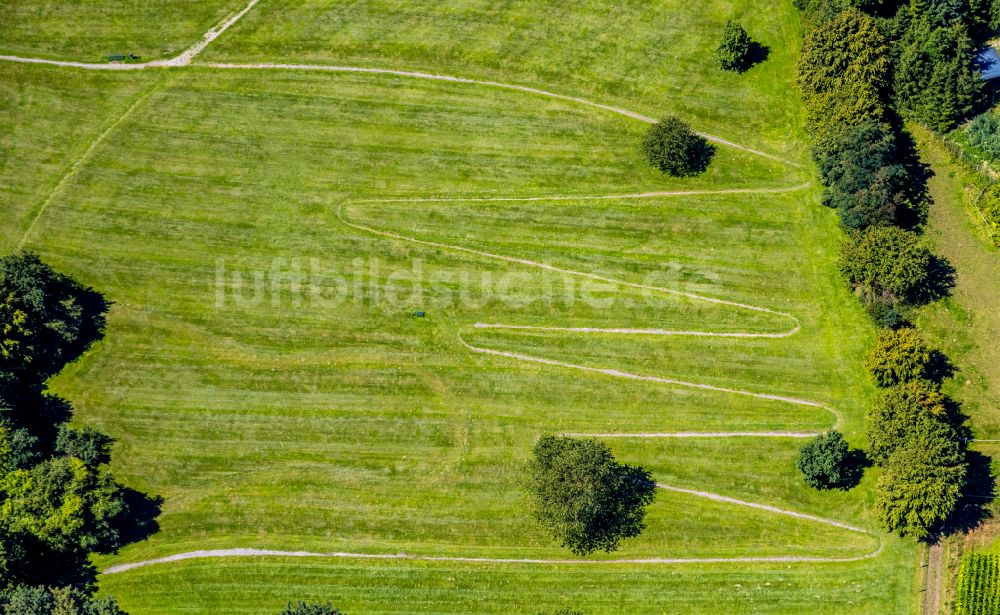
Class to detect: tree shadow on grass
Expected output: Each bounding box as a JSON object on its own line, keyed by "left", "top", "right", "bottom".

{"left": 925, "top": 349, "right": 957, "bottom": 384}
{"left": 894, "top": 128, "right": 934, "bottom": 230}
{"left": 834, "top": 448, "right": 869, "bottom": 490}
{"left": 942, "top": 450, "right": 996, "bottom": 536}
{"left": 913, "top": 254, "right": 958, "bottom": 304}
{"left": 686, "top": 139, "right": 716, "bottom": 177}
{"left": 745, "top": 41, "right": 770, "bottom": 71}
{"left": 112, "top": 487, "right": 164, "bottom": 548}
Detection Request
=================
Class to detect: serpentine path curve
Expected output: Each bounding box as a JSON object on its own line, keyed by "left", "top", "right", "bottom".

{"left": 0, "top": 1, "right": 880, "bottom": 573}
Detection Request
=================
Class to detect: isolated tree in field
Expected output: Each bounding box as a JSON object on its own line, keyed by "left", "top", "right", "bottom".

{"left": 867, "top": 380, "right": 952, "bottom": 465}
{"left": 797, "top": 430, "right": 858, "bottom": 490}
{"left": 874, "top": 420, "right": 967, "bottom": 539}
{"left": 864, "top": 327, "right": 933, "bottom": 387}
{"left": 641, "top": 116, "right": 714, "bottom": 177}
{"left": 838, "top": 226, "right": 933, "bottom": 308}
{"left": 716, "top": 20, "right": 754, "bottom": 72}
{"left": 278, "top": 603, "right": 344, "bottom": 615}
{"left": 525, "top": 436, "right": 656, "bottom": 555}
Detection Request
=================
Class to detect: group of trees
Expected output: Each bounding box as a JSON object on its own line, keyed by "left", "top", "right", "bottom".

{"left": 0, "top": 253, "right": 159, "bottom": 614}
{"left": 894, "top": 1, "right": 987, "bottom": 131}
{"left": 865, "top": 328, "right": 969, "bottom": 538}
{"left": 796, "top": 7, "right": 932, "bottom": 232}
{"left": 794, "top": 0, "right": 986, "bottom": 540}
{"left": 795, "top": 329, "right": 973, "bottom": 539}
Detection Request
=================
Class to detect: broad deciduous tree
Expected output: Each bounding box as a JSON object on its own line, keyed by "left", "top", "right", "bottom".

{"left": 525, "top": 436, "right": 656, "bottom": 555}
{"left": 641, "top": 117, "right": 714, "bottom": 177}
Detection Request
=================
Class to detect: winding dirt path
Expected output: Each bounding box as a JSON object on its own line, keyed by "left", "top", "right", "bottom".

{"left": 103, "top": 485, "right": 875, "bottom": 576}
{"left": 0, "top": 4, "right": 877, "bottom": 574}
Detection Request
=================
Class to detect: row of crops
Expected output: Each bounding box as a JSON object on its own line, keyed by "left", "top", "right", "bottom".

{"left": 956, "top": 551, "right": 1000, "bottom": 614}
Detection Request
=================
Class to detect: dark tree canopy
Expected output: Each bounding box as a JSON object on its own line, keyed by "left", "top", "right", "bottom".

{"left": 813, "top": 120, "right": 910, "bottom": 230}
{"left": 641, "top": 116, "right": 714, "bottom": 177}
{"left": 796, "top": 8, "right": 893, "bottom": 140}
{"left": 838, "top": 226, "right": 934, "bottom": 307}
{"left": 864, "top": 327, "right": 934, "bottom": 387}
{"left": 0, "top": 252, "right": 107, "bottom": 385}
{"left": 796, "top": 431, "right": 860, "bottom": 489}
{"left": 278, "top": 603, "right": 344, "bottom": 615}
{"left": 55, "top": 425, "right": 113, "bottom": 468}
{"left": 0, "top": 585, "right": 126, "bottom": 615}
{"left": 895, "top": 16, "right": 983, "bottom": 131}
{"left": 874, "top": 420, "right": 967, "bottom": 539}
{"left": 716, "top": 20, "right": 754, "bottom": 72}
{"left": 525, "top": 436, "right": 656, "bottom": 555}
{"left": 0, "top": 252, "right": 156, "bottom": 611}
{"left": 867, "top": 380, "right": 953, "bottom": 465}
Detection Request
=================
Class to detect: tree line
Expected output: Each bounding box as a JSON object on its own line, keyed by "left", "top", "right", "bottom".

{"left": 0, "top": 253, "right": 162, "bottom": 614}
{"left": 793, "top": 0, "right": 995, "bottom": 540}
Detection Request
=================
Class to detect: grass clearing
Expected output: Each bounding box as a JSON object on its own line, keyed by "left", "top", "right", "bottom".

{"left": 0, "top": 0, "right": 925, "bottom": 611}
{"left": 201, "top": 0, "right": 808, "bottom": 158}
{"left": 0, "top": 1, "right": 239, "bottom": 61}
{"left": 0, "top": 63, "right": 154, "bottom": 251}
{"left": 911, "top": 126, "right": 1000, "bottom": 437}
{"left": 99, "top": 543, "right": 917, "bottom": 615}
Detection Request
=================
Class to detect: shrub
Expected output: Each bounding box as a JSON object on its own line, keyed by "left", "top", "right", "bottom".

{"left": 525, "top": 436, "right": 656, "bottom": 555}
{"left": 859, "top": 293, "right": 906, "bottom": 328}
{"left": 968, "top": 112, "right": 1000, "bottom": 160}
{"left": 641, "top": 117, "right": 714, "bottom": 177}
{"left": 864, "top": 327, "right": 933, "bottom": 387}
{"left": 716, "top": 20, "right": 753, "bottom": 72}
{"left": 796, "top": 430, "right": 859, "bottom": 489}
{"left": 839, "top": 226, "right": 933, "bottom": 308}
{"left": 867, "top": 380, "right": 951, "bottom": 465}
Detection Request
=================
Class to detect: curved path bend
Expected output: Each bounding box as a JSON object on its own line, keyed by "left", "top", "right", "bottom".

{"left": 0, "top": 3, "right": 877, "bottom": 573}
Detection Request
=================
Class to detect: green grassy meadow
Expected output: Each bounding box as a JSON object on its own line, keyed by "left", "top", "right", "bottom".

{"left": 0, "top": 1, "right": 236, "bottom": 61}
{"left": 0, "top": 1, "right": 922, "bottom": 613}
